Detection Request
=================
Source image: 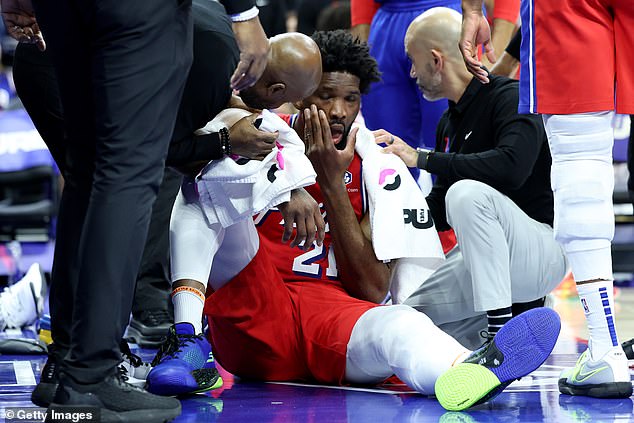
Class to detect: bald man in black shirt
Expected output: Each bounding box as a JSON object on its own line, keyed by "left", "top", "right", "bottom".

{"left": 374, "top": 8, "right": 567, "bottom": 349}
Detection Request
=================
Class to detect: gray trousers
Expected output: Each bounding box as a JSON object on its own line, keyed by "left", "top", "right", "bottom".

{"left": 404, "top": 180, "right": 567, "bottom": 349}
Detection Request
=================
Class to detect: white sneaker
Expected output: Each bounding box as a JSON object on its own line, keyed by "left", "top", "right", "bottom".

{"left": 559, "top": 346, "right": 633, "bottom": 398}
{"left": 0, "top": 263, "right": 46, "bottom": 330}
{"left": 119, "top": 341, "right": 152, "bottom": 388}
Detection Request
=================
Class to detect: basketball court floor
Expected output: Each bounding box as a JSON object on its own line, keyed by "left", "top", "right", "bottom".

{"left": 1, "top": 283, "right": 634, "bottom": 423}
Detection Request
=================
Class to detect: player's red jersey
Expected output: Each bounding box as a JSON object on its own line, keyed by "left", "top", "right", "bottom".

{"left": 254, "top": 151, "right": 365, "bottom": 285}
{"left": 258, "top": 113, "right": 366, "bottom": 285}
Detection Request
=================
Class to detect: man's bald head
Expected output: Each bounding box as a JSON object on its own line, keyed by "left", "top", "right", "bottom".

{"left": 405, "top": 7, "right": 472, "bottom": 102}
{"left": 240, "top": 33, "right": 322, "bottom": 110}
{"left": 405, "top": 7, "right": 463, "bottom": 62}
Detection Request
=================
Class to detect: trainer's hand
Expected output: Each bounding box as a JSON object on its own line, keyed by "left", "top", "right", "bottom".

{"left": 1, "top": 0, "right": 45, "bottom": 50}
{"left": 229, "top": 114, "right": 278, "bottom": 160}
{"left": 277, "top": 188, "right": 326, "bottom": 249}
{"left": 460, "top": 10, "right": 494, "bottom": 83}
{"left": 373, "top": 129, "right": 418, "bottom": 167}
{"left": 231, "top": 17, "right": 269, "bottom": 91}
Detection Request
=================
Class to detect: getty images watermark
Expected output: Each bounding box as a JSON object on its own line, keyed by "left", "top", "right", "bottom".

{"left": 2, "top": 407, "right": 100, "bottom": 423}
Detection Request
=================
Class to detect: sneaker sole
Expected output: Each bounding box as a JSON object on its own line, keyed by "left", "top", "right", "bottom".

{"left": 147, "top": 370, "right": 223, "bottom": 396}
{"left": 558, "top": 378, "right": 633, "bottom": 398}
{"left": 435, "top": 308, "right": 561, "bottom": 411}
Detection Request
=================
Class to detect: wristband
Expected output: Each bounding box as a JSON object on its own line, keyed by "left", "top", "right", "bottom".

{"left": 416, "top": 148, "right": 433, "bottom": 170}
{"left": 219, "top": 127, "right": 232, "bottom": 156}
{"left": 230, "top": 6, "right": 259, "bottom": 22}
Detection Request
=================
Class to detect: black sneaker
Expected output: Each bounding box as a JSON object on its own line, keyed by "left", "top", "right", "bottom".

{"left": 622, "top": 338, "right": 634, "bottom": 360}
{"left": 31, "top": 352, "right": 60, "bottom": 407}
{"left": 126, "top": 309, "right": 172, "bottom": 348}
{"left": 49, "top": 373, "right": 181, "bottom": 423}
{"left": 32, "top": 340, "right": 151, "bottom": 407}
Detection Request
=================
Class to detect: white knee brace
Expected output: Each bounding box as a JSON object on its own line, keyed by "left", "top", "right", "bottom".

{"left": 543, "top": 112, "right": 615, "bottom": 253}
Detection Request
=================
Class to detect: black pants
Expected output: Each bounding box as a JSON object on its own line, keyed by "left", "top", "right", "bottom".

{"left": 29, "top": 0, "right": 193, "bottom": 384}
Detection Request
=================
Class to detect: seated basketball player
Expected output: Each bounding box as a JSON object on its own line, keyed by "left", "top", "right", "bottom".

{"left": 145, "top": 31, "right": 325, "bottom": 396}
{"left": 152, "top": 29, "right": 562, "bottom": 412}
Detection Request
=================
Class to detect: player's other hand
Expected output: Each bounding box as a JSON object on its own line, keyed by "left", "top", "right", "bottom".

{"left": 278, "top": 188, "right": 326, "bottom": 250}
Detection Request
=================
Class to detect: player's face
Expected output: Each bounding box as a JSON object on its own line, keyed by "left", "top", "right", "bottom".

{"left": 302, "top": 71, "right": 361, "bottom": 150}
{"left": 407, "top": 45, "right": 443, "bottom": 102}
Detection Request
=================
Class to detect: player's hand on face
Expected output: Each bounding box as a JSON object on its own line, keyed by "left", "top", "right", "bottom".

{"left": 231, "top": 17, "right": 269, "bottom": 91}
{"left": 277, "top": 188, "right": 326, "bottom": 250}
{"left": 1, "top": 0, "right": 46, "bottom": 50}
{"left": 373, "top": 129, "right": 418, "bottom": 167}
{"left": 303, "top": 105, "right": 358, "bottom": 188}
{"left": 459, "top": 11, "right": 494, "bottom": 83}
{"left": 229, "top": 113, "right": 278, "bottom": 160}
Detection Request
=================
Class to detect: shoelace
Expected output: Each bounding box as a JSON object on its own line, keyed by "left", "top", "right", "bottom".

{"left": 151, "top": 328, "right": 205, "bottom": 366}
{"left": 119, "top": 340, "right": 143, "bottom": 368}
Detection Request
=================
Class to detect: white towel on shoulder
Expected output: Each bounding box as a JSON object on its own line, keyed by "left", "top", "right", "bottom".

{"left": 196, "top": 109, "right": 316, "bottom": 228}
{"left": 354, "top": 125, "right": 445, "bottom": 303}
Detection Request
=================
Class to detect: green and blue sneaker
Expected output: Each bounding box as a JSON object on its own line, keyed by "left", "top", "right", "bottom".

{"left": 146, "top": 323, "right": 223, "bottom": 396}
{"left": 434, "top": 307, "right": 561, "bottom": 411}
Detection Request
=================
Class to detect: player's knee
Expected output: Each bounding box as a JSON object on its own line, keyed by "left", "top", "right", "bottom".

{"left": 545, "top": 112, "right": 613, "bottom": 160}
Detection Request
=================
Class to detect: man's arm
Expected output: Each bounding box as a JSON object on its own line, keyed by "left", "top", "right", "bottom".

{"left": 304, "top": 105, "right": 390, "bottom": 303}
{"left": 350, "top": 0, "right": 380, "bottom": 43}
{"left": 460, "top": 0, "right": 493, "bottom": 82}
{"left": 490, "top": 30, "right": 521, "bottom": 77}
{"left": 217, "top": 0, "right": 269, "bottom": 91}
{"left": 1, "top": 0, "right": 45, "bottom": 50}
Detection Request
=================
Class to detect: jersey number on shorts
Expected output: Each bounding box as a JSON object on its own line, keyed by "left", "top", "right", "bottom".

{"left": 292, "top": 242, "right": 338, "bottom": 279}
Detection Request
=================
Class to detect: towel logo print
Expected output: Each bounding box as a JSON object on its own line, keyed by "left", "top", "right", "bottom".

{"left": 403, "top": 208, "right": 433, "bottom": 229}
{"left": 344, "top": 171, "right": 353, "bottom": 185}
{"left": 378, "top": 168, "right": 401, "bottom": 191}
{"left": 267, "top": 164, "right": 278, "bottom": 183}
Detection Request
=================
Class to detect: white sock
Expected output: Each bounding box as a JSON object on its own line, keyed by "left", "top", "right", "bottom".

{"left": 172, "top": 288, "right": 205, "bottom": 335}
{"left": 576, "top": 280, "right": 619, "bottom": 359}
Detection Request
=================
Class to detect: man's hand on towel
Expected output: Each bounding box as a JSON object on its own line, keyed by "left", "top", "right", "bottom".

{"left": 303, "top": 105, "right": 358, "bottom": 188}
{"left": 278, "top": 188, "right": 326, "bottom": 250}
{"left": 230, "top": 113, "right": 279, "bottom": 160}
{"left": 373, "top": 129, "right": 418, "bottom": 167}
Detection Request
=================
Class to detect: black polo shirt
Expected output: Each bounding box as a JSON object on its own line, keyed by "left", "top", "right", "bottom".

{"left": 425, "top": 74, "right": 554, "bottom": 231}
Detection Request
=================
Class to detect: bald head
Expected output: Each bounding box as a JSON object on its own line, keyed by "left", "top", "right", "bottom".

{"left": 405, "top": 7, "right": 463, "bottom": 61}
{"left": 405, "top": 7, "right": 473, "bottom": 102}
{"left": 240, "top": 33, "right": 322, "bottom": 110}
